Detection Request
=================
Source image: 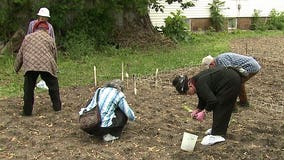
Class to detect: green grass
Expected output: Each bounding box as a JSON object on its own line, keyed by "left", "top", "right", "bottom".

{"left": 1, "top": 30, "right": 283, "bottom": 99}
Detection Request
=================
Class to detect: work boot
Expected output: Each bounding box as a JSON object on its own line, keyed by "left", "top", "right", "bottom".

{"left": 236, "top": 101, "right": 250, "bottom": 107}
{"left": 232, "top": 105, "right": 238, "bottom": 113}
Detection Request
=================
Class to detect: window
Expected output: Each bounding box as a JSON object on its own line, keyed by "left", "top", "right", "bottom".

{"left": 228, "top": 18, "right": 237, "bottom": 29}
{"left": 185, "top": 18, "right": 191, "bottom": 31}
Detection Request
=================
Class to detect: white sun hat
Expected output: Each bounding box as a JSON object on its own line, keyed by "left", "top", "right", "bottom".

{"left": 37, "top": 7, "right": 50, "bottom": 18}
{"left": 201, "top": 55, "right": 214, "bottom": 69}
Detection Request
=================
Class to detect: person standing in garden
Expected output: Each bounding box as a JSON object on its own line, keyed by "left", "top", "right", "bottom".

{"left": 27, "top": 7, "right": 55, "bottom": 88}
{"left": 172, "top": 66, "right": 242, "bottom": 145}
{"left": 27, "top": 7, "right": 55, "bottom": 39}
{"left": 201, "top": 52, "right": 261, "bottom": 107}
{"left": 15, "top": 21, "right": 61, "bottom": 116}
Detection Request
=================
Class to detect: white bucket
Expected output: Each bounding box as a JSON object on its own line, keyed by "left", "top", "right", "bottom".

{"left": 181, "top": 132, "right": 198, "bottom": 152}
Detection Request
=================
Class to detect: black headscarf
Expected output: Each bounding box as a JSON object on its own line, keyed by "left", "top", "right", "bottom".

{"left": 172, "top": 75, "right": 189, "bottom": 94}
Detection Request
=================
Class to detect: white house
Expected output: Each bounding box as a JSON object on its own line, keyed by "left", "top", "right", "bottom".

{"left": 149, "top": 0, "right": 284, "bottom": 31}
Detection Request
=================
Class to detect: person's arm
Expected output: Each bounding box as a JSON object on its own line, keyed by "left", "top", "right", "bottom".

{"left": 51, "top": 39, "right": 57, "bottom": 63}
{"left": 117, "top": 96, "right": 135, "bottom": 121}
{"left": 27, "top": 20, "right": 35, "bottom": 35}
{"left": 196, "top": 80, "right": 218, "bottom": 111}
{"left": 14, "top": 39, "right": 25, "bottom": 73}
{"left": 197, "top": 98, "right": 206, "bottom": 110}
{"left": 48, "top": 23, "right": 55, "bottom": 39}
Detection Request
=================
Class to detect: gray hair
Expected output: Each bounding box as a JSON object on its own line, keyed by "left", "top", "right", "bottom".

{"left": 104, "top": 79, "right": 124, "bottom": 92}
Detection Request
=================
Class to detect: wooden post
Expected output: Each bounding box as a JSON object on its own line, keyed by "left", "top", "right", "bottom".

{"left": 133, "top": 74, "right": 137, "bottom": 95}
{"left": 121, "top": 62, "right": 124, "bottom": 81}
{"left": 245, "top": 43, "right": 248, "bottom": 55}
{"left": 125, "top": 72, "right": 129, "bottom": 88}
{"left": 155, "top": 68, "right": 159, "bottom": 88}
{"left": 94, "top": 65, "right": 97, "bottom": 86}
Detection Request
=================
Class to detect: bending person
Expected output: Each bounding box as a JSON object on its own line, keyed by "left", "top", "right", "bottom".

{"left": 201, "top": 52, "right": 261, "bottom": 107}
{"left": 173, "top": 66, "right": 242, "bottom": 145}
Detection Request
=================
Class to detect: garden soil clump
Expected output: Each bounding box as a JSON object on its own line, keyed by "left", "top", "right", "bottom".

{"left": 0, "top": 36, "right": 283, "bottom": 159}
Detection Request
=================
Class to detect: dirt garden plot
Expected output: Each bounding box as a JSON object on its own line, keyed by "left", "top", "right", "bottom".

{"left": 0, "top": 36, "right": 283, "bottom": 160}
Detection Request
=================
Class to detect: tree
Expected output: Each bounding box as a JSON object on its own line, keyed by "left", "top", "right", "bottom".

{"left": 0, "top": 0, "right": 195, "bottom": 54}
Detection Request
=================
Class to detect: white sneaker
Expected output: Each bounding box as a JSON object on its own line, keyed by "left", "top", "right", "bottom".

{"left": 103, "top": 134, "right": 119, "bottom": 142}
{"left": 205, "top": 128, "right": 212, "bottom": 135}
{"left": 201, "top": 135, "right": 225, "bottom": 146}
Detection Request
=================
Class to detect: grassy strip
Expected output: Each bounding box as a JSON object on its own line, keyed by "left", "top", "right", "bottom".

{"left": 0, "top": 30, "right": 283, "bottom": 98}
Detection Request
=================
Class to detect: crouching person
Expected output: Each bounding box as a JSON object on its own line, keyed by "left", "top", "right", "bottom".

{"left": 172, "top": 66, "right": 241, "bottom": 145}
{"left": 79, "top": 79, "right": 135, "bottom": 142}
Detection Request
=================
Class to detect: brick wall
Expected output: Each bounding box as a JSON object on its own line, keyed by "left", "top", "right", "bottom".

{"left": 190, "top": 17, "right": 268, "bottom": 31}
{"left": 237, "top": 17, "right": 252, "bottom": 30}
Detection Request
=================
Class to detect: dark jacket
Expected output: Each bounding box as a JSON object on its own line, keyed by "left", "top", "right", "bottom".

{"left": 191, "top": 66, "right": 241, "bottom": 111}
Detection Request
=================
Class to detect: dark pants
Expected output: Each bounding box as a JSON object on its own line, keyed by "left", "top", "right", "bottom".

{"left": 23, "top": 71, "right": 61, "bottom": 115}
{"left": 86, "top": 108, "right": 128, "bottom": 137}
{"left": 211, "top": 69, "right": 241, "bottom": 136}
{"left": 238, "top": 72, "right": 258, "bottom": 104}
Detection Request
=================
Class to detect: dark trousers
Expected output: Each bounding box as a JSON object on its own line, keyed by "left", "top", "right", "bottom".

{"left": 23, "top": 71, "right": 61, "bottom": 115}
{"left": 238, "top": 72, "right": 258, "bottom": 104}
{"left": 86, "top": 108, "right": 128, "bottom": 137}
{"left": 211, "top": 69, "right": 241, "bottom": 136}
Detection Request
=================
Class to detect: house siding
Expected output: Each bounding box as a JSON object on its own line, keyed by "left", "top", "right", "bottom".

{"left": 149, "top": 0, "right": 284, "bottom": 30}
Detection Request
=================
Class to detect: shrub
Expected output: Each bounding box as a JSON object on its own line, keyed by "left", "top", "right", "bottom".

{"left": 63, "top": 31, "right": 97, "bottom": 59}
{"left": 267, "top": 9, "right": 284, "bottom": 30}
{"left": 161, "top": 10, "right": 191, "bottom": 43}
{"left": 208, "top": 0, "right": 225, "bottom": 32}
{"left": 250, "top": 9, "right": 268, "bottom": 31}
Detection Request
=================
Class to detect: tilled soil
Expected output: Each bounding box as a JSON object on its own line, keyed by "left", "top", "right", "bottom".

{"left": 0, "top": 36, "right": 283, "bottom": 160}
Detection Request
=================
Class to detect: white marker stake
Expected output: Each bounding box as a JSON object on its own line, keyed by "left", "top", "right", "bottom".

{"left": 94, "top": 65, "right": 97, "bottom": 86}
{"left": 155, "top": 68, "right": 159, "bottom": 88}
{"left": 121, "top": 62, "right": 124, "bottom": 81}
{"left": 133, "top": 75, "right": 137, "bottom": 95}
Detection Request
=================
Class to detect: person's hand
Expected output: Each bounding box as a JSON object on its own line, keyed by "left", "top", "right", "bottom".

{"left": 191, "top": 109, "right": 201, "bottom": 118}
{"left": 195, "top": 110, "right": 206, "bottom": 121}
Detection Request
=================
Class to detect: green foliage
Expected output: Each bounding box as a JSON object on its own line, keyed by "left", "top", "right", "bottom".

{"left": 267, "top": 9, "right": 284, "bottom": 30}
{"left": 161, "top": 10, "right": 191, "bottom": 42}
{"left": 250, "top": 9, "right": 284, "bottom": 31}
{"left": 250, "top": 9, "right": 268, "bottom": 31}
{"left": 63, "top": 31, "right": 98, "bottom": 59}
{"left": 0, "top": 53, "right": 23, "bottom": 98}
{"left": 0, "top": 0, "right": 127, "bottom": 46}
{"left": 208, "top": 0, "right": 225, "bottom": 32}
{"left": 166, "top": 0, "right": 195, "bottom": 9}
{"left": 0, "top": 0, "right": 30, "bottom": 41}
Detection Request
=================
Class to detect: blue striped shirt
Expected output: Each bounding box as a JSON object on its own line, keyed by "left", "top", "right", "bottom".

{"left": 215, "top": 52, "right": 261, "bottom": 73}
{"left": 83, "top": 87, "right": 135, "bottom": 127}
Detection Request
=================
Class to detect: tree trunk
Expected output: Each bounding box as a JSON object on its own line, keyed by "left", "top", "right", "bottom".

{"left": 113, "top": 10, "right": 174, "bottom": 48}
{"left": 0, "top": 28, "right": 25, "bottom": 55}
